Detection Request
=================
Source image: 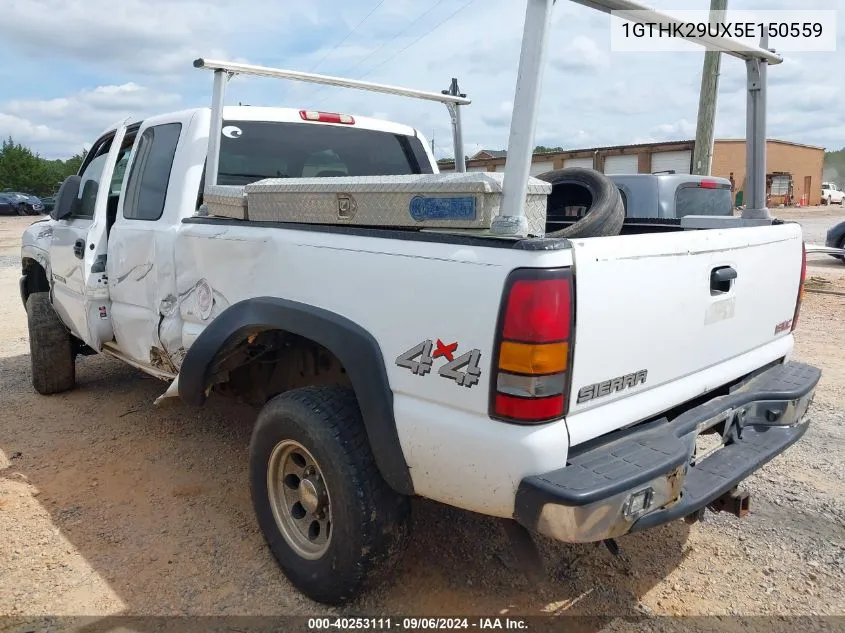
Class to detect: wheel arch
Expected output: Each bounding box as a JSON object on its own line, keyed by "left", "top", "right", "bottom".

{"left": 20, "top": 256, "right": 50, "bottom": 308}
{"left": 178, "top": 296, "right": 414, "bottom": 495}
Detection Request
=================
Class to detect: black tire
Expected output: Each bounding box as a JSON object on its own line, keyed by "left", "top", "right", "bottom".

{"left": 25, "top": 291, "right": 76, "bottom": 395}
{"left": 16, "top": 205, "right": 28, "bottom": 216}
{"left": 535, "top": 167, "right": 625, "bottom": 238}
{"left": 249, "top": 385, "right": 410, "bottom": 605}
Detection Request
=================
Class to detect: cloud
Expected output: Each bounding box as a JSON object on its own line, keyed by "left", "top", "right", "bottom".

{"left": 550, "top": 36, "right": 609, "bottom": 73}
{"left": 1, "top": 83, "right": 182, "bottom": 158}
{"left": 481, "top": 101, "right": 514, "bottom": 129}
{"left": 0, "top": 114, "right": 75, "bottom": 145}
{"left": 0, "top": 0, "right": 840, "bottom": 159}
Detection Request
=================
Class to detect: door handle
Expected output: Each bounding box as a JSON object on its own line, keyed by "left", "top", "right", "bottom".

{"left": 73, "top": 239, "right": 85, "bottom": 259}
{"left": 711, "top": 266, "right": 737, "bottom": 293}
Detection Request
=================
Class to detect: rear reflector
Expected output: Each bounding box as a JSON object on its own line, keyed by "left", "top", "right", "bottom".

{"left": 299, "top": 110, "right": 355, "bottom": 124}
{"left": 494, "top": 394, "right": 566, "bottom": 422}
{"left": 490, "top": 268, "right": 574, "bottom": 424}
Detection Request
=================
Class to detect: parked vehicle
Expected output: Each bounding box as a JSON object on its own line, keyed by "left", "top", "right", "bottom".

{"left": 2, "top": 191, "right": 45, "bottom": 215}
{"left": 0, "top": 192, "right": 29, "bottom": 215}
{"left": 822, "top": 182, "right": 845, "bottom": 205}
{"left": 825, "top": 219, "right": 845, "bottom": 262}
{"left": 541, "top": 172, "right": 733, "bottom": 232}
{"left": 41, "top": 196, "right": 56, "bottom": 214}
{"left": 19, "top": 0, "right": 819, "bottom": 607}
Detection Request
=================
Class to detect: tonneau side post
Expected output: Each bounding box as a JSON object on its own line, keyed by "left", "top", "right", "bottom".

{"left": 205, "top": 67, "right": 231, "bottom": 189}
{"left": 443, "top": 78, "right": 467, "bottom": 173}
{"left": 491, "top": 0, "right": 556, "bottom": 237}
{"left": 742, "top": 34, "right": 771, "bottom": 220}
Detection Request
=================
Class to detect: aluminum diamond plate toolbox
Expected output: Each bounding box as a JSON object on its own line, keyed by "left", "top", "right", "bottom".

{"left": 203, "top": 185, "right": 248, "bottom": 219}
{"left": 238, "top": 172, "right": 550, "bottom": 234}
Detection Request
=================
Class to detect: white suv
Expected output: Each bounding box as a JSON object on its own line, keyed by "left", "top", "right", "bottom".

{"left": 822, "top": 182, "right": 845, "bottom": 205}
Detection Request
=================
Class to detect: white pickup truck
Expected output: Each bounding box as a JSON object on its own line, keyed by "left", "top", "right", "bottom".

{"left": 19, "top": 0, "right": 821, "bottom": 606}
{"left": 822, "top": 182, "right": 845, "bottom": 206}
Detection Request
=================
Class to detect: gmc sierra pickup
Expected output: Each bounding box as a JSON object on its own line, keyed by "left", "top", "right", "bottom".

{"left": 19, "top": 0, "right": 820, "bottom": 606}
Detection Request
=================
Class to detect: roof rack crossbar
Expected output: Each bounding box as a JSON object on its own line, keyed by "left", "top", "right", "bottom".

{"left": 194, "top": 58, "right": 472, "bottom": 188}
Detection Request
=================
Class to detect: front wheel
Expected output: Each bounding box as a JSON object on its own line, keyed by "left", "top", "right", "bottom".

{"left": 249, "top": 385, "right": 410, "bottom": 605}
{"left": 26, "top": 292, "right": 76, "bottom": 394}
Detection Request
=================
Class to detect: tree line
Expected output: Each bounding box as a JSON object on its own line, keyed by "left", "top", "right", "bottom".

{"left": 0, "top": 137, "right": 87, "bottom": 198}
{"left": 824, "top": 147, "right": 845, "bottom": 186}
{"left": 3, "top": 134, "right": 844, "bottom": 197}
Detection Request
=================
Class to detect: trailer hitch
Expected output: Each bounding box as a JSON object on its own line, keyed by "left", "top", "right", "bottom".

{"left": 708, "top": 487, "right": 751, "bottom": 518}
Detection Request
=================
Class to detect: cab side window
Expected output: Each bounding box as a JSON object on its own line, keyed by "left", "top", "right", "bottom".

{"left": 123, "top": 123, "right": 182, "bottom": 221}
{"left": 71, "top": 139, "right": 113, "bottom": 220}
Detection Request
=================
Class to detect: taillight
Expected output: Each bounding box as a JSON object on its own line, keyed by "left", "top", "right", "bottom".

{"left": 699, "top": 179, "right": 719, "bottom": 189}
{"left": 490, "top": 268, "right": 575, "bottom": 424}
{"left": 299, "top": 110, "right": 355, "bottom": 124}
{"left": 791, "top": 241, "right": 806, "bottom": 332}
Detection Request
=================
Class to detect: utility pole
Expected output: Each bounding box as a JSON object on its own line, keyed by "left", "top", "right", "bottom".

{"left": 691, "top": 0, "right": 727, "bottom": 176}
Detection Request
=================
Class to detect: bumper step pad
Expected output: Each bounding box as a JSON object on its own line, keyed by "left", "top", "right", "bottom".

{"left": 514, "top": 361, "right": 821, "bottom": 540}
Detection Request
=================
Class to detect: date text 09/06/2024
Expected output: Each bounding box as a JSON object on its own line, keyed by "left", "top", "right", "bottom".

{"left": 307, "top": 617, "right": 529, "bottom": 630}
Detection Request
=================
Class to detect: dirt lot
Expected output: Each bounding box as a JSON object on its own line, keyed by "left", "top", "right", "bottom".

{"left": 1, "top": 210, "right": 844, "bottom": 625}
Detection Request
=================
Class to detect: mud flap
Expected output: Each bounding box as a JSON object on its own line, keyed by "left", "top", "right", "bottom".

{"left": 154, "top": 375, "right": 181, "bottom": 406}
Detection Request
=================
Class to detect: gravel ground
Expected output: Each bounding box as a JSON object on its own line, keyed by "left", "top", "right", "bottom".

{"left": 0, "top": 211, "right": 844, "bottom": 627}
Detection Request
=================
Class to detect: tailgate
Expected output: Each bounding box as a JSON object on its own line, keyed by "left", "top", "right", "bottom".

{"left": 566, "top": 222, "right": 804, "bottom": 427}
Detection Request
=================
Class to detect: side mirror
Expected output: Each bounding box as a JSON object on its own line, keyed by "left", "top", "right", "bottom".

{"left": 52, "top": 175, "right": 82, "bottom": 220}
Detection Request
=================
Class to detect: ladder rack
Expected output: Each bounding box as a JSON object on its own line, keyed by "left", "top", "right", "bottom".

{"left": 195, "top": 0, "right": 783, "bottom": 236}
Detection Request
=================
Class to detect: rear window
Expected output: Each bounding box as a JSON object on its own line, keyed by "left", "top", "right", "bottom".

{"left": 216, "top": 120, "right": 433, "bottom": 186}
{"left": 674, "top": 184, "right": 733, "bottom": 217}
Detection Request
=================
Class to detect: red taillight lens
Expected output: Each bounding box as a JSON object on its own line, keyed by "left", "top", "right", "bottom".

{"left": 699, "top": 179, "right": 719, "bottom": 189}
{"left": 299, "top": 110, "right": 355, "bottom": 125}
{"left": 791, "top": 241, "right": 806, "bottom": 332}
{"left": 502, "top": 278, "right": 571, "bottom": 342}
{"left": 490, "top": 269, "right": 575, "bottom": 425}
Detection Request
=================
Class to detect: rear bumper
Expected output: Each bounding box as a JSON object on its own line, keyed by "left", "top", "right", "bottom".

{"left": 513, "top": 361, "right": 821, "bottom": 543}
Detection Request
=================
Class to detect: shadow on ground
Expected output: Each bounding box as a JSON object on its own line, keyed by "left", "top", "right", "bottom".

{"left": 0, "top": 352, "right": 692, "bottom": 622}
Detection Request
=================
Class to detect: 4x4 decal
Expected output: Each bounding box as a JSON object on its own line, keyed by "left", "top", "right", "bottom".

{"left": 396, "top": 338, "right": 482, "bottom": 388}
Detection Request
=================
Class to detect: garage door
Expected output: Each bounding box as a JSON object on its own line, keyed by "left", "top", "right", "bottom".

{"left": 467, "top": 165, "right": 488, "bottom": 172}
{"left": 564, "top": 157, "right": 593, "bottom": 169}
{"left": 530, "top": 160, "right": 555, "bottom": 176}
{"left": 603, "top": 155, "right": 639, "bottom": 175}
{"left": 651, "top": 150, "right": 691, "bottom": 174}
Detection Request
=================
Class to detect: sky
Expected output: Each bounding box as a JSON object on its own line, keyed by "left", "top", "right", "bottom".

{"left": 0, "top": 0, "right": 842, "bottom": 161}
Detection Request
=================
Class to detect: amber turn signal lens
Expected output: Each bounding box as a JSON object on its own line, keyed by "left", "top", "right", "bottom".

{"left": 498, "top": 341, "right": 568, "bottom": 375}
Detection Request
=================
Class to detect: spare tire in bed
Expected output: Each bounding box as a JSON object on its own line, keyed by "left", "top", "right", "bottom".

{"left": 534, "top": 167, "right": 624, "bottom": 239}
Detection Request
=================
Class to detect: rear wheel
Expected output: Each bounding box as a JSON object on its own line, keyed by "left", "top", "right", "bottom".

{"left": 26, "top": 292, "right": 76, "bottom": 394}
{"left": 249, "top": 385, "right": 410, "bottom": 605}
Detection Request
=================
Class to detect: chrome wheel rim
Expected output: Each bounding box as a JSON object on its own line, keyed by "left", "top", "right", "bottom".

{"left": 267, "top": 439, "right": 332, "bottom": 560}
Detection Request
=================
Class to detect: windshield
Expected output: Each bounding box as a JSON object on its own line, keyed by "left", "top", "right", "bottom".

{"left": 674, "top": 184, "right": 733, "bottom": 217}
{"left": 216, "top": 120, "right": 434, "bottom": 186}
